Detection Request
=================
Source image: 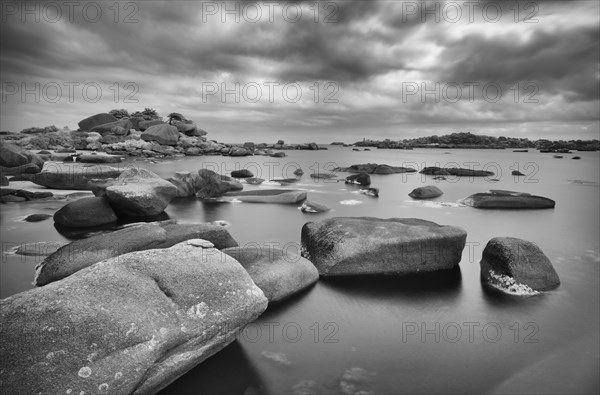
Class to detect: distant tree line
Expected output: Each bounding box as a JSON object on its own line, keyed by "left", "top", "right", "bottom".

{"left": 354, "top": 132, "right": 599, "bottom": 151}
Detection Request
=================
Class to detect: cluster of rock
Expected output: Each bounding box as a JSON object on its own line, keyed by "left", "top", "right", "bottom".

{"left": 2, "top": 214, "right": 323, "bottom": 393}
{"left": 68, "top": 113, "right": 326, "bottom": 158}
{"left": 1, "top": 209, "right": 562, "bottom": 392}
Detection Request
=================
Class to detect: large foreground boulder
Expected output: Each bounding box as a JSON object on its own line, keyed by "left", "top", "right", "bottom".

{"left": 463, "top": 190, "right": 555, "bottom": 209}
{"left": 2, "top": 239, "right": 268, "bottom": 395}
{"left": 141, "top": 124, "right": 179, "bottom": 146}
{"left": 301, "top": 217, "right": 467, "bottom": 276}
{"left": 30, "top": 164, "right": 123, "bottom": 190}
{"left": 409, "top": 185, "right": 443, "bottom": 199}
{"left": 480, "top": 237, "right": 560, "bottom": 294}
{"left": 34, "top": 221, "right": 238, "bottom": 286}
{"left": 223, "top": 246, "right": 319, "bottom": 303}
{"left": 225, "top": 189, "right": 307, "bottom": 204}
{"left": 53, "top": 196, "right": 118, "bottom": 228}
{"left": 78, "top": 113, "right": 118, "bottom": 131}
{"left": 105, "top": 168, "right": 178, "bottom": 216}
{"left": 0, "top": 141, "right": 44, "bottom": 168}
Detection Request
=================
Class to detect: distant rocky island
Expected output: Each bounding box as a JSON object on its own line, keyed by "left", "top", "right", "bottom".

{"left": 0, "top": 108, "right": 326, "bottom": 159}
{"left": 2, "top": 111, "right": 597, "bottom": 157}
{"left": 349, "top": 132, "right": 599, "bottom": 151}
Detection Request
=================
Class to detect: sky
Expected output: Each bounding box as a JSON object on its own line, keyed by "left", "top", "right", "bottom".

{"left": 1, "top": 0, "right": 599, "bottom": 143}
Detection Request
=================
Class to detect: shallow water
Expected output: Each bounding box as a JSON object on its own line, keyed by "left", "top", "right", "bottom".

{"left": 1, "top": 147, "right": 599, "bottom": 394}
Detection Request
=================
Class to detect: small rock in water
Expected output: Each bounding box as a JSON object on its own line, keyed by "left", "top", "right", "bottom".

{"left": 345, "top": 173, "right": 371, "bottom": 186}
{"left": 511, "top": 170, "right": 525, "bottom": 176}
{"left": 359, "top": 188, "right": 379, "bottom": 197}
{"left": 293, "top": 169, "right": 304, "bottom": 176}
{"left": 231, "top": 169, "right": 254, "bottom": 178}
{"left": 24, "top": 213, "right": 52, "bottom": 222}
{"left": 408, "top": 185, "right": 443, "bottom": 199}
{"left": 300, "top": 200, "right": 330, "bottom": 213}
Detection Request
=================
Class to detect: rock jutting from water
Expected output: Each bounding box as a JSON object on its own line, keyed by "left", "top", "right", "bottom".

{"left": 480, "top": 237, "right": 560, "bottom": 294}
{"left": 420, "top": 166, "right": 494, "bottom": 177}
{"left": 1, "top": 239, "right": 268, "bottom": 395}
{"left": 224, "top": 189, "right": 308, "bottom": 204}
{"left": 462, "top": 190, "right": 555, "bottom": 209}
{"left": 223, "top": 246, "right": 319, "bottom": 303}
{"left": 408, "top": 185, "right": 444, "bottom": 199}
{"left": 301, "top": 217, "right": 467, "bottom": 276}
{"left": 53, "top": 196, "right": 118, "bottom": 228}
{"left": 345, "top": 173, "right": 371, "bottom": 186}
{"left": 104, "top": 168, "right": 178, "bottom": 217}
{"left": 334, "top": 163, "right": 417, "bottom": 174}
{"left": 33, "top": 220, "right": 239, "bottom": 286}
{"left": 300, "top": 200, "right": 331, "bottom": 213}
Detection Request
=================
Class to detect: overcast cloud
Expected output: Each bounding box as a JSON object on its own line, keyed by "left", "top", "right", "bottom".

{"left": 1, "top": 0, "right": 598, "bottom": 142}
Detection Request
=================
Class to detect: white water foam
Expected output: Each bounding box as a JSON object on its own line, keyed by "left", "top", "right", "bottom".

{"left": 340, "top": 199, "right": 363, "bottom": 205}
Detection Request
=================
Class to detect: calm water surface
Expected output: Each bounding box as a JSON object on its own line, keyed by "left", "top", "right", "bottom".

{"left": 1, "top": 147, "right": 598, "bottom": 394}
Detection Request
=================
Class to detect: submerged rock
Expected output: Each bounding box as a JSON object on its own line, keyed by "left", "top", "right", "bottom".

{"left": 2, "top": 239, "right": 267, "bottom": 395}
{"left": 223, "top": 246, "right": 319, "bottom": 303}
{"left": 408, "top": 185, "right": 443, "bottom": 199}
{"left": 24, "top": 213, "right": 52, "bottom": 222}
{"left": 225, "top": 189, "right": 307, "bottom": 204}
{"left": 480, "top": 237, "right": 560, "bottom": 293}
{"left": 53, "top": 197, "right": 118, "bottom": 228}
{"left": 301, "top": 217, "right": 466, "bottom": 276}
{"left": 463, "top": 190, "right": 555, "bottom": 209}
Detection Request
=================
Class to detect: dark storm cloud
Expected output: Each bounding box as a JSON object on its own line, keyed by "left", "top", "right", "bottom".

{"left": 435, "top": 25, "right": 600, "bottom": 102}
{"left": 0, "top": 0, "right": 598, "bottom": 140}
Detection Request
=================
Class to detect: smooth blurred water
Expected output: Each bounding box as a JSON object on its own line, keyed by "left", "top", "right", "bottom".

{"left": 1, "top": 147, "right": 599, "bottom": 394}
